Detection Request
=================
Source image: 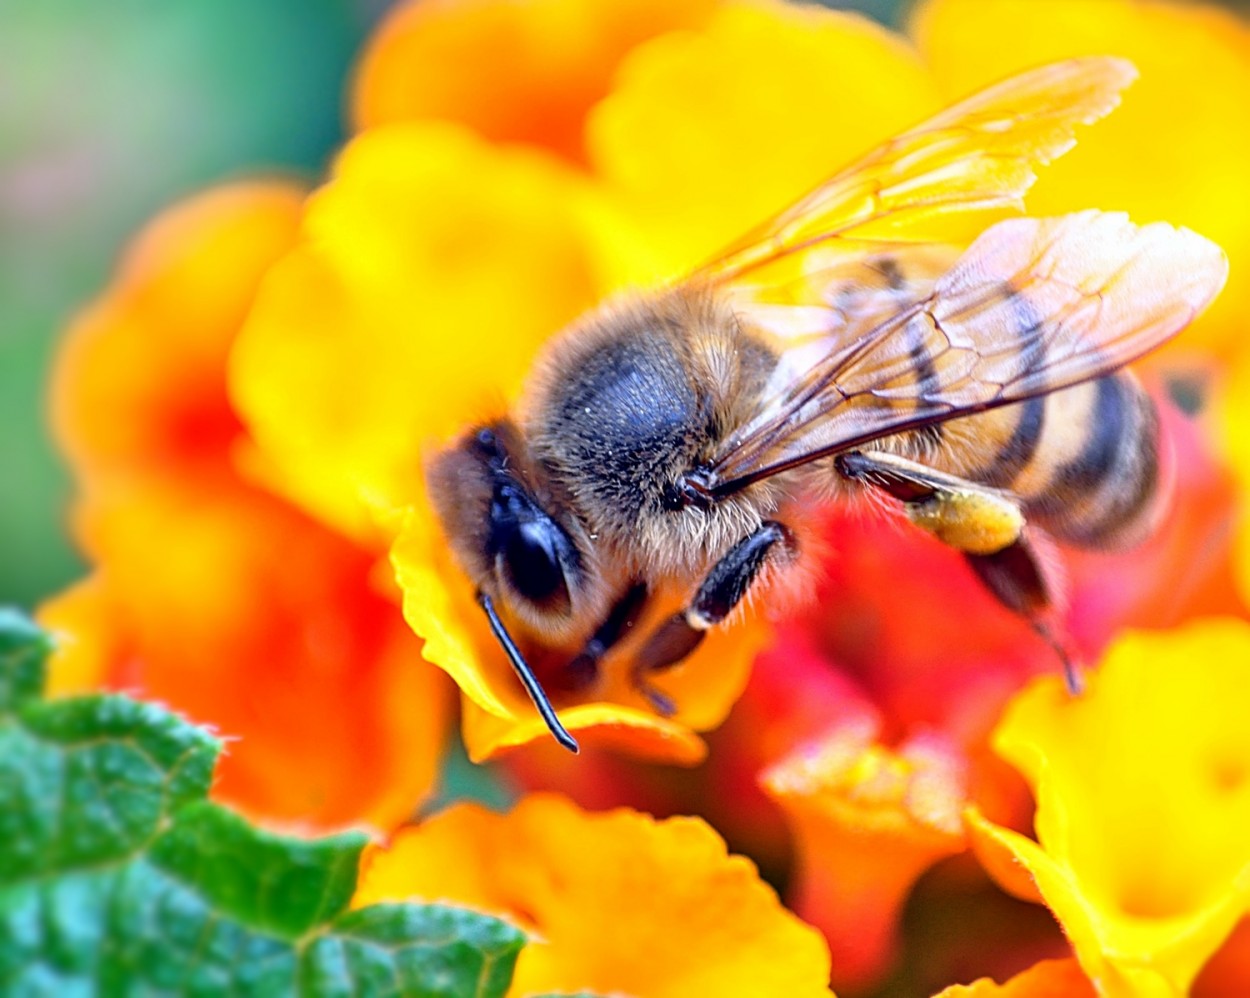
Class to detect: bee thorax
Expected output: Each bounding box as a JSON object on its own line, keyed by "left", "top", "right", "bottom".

{"left": 520, "top": 290, "right": 778, "bottom": 576}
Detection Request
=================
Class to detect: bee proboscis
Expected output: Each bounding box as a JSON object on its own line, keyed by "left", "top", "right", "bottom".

{"left": 428, "top": 57, "right": 1228, "bottom": 752}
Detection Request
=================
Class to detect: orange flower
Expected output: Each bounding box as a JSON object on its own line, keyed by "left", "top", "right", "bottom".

{"left": 762, "top": 723, "right": 967, "bottom": 992}
{"left": 353, "top": 793, "right": 833, "bottom": 997}
{"left": 42, "top": 184, "right": 450, "bottom": 831}
{"left": 353, "top": 0, "right": 719, "bottom": 165}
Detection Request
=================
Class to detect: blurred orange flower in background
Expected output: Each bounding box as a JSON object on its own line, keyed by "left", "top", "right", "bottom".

{"left": 36, "top": 0, "right": 1250, "bottom": 994}
{"left": 40, "top": 183, "right": 450, "bottom": 832}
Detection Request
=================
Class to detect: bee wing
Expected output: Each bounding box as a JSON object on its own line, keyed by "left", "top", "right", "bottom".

{"left": 706, "top": 211, "right": 1228, "bottom": 494}
{"left": 689, "top": 57, "right": 1137, "bottom": 285}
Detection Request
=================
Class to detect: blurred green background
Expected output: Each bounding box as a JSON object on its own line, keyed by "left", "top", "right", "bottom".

{"left": 1, "top": 0, "right": 386, "bottom": 607}
{"left": 1, "top": 0, "right": 1243, "bottom": 608}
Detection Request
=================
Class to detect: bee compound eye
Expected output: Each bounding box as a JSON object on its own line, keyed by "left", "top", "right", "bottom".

{"left": 498, "top": 516, "right": 575, "bottom": 616}
{"left": 473, "top": 426, "right": 501, "bottom": 458}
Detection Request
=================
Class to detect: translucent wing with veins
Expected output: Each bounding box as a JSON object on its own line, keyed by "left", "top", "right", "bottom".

{"left": 706, "top": 212, "right": 1228, "bottom": 496}
{"left": 690, "top": 56, "right": 1140, "bottom": 286}
{"left": 663, "top": 56, "right": 1227, "bottom": 497}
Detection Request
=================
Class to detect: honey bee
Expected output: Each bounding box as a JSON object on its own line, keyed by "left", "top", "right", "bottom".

{"left": 428, "top": 57, "right": 1228, "bottom": 752}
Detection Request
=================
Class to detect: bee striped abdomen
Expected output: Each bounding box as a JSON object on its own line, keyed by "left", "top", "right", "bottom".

{"left": 946, "top": 373, "right": 1161, "bottom": 550}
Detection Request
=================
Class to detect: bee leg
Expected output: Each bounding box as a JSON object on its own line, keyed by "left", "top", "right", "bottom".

{"left": 837, "top": 450, "right": 1083, "bottom": 691}
{"left": 566, "top": 582, "right": 649, "bottom": 689}
{"left": 835, "top": 450, "right": 1025, "bottom": 557}
{"left": 632, "top": 521, "right": 796, "bottom": 715}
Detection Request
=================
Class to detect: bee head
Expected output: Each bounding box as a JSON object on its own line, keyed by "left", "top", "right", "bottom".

{"left": 427, "top": 420, "right": 586, "bottom": 635}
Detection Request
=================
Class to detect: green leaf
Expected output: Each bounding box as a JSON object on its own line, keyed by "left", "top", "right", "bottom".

{"left": 0, "top": 608, "right": 51, "bottom": 712}
{"left": 0, "top": 613, "right": 526, "bottom": 997}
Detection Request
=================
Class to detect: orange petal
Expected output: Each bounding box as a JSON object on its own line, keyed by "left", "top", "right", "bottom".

{"left": 911, "top": 0, "right": 1250, "bottom": 361}
{"left": 354, "top": 794, "right": 834, "bottom": 998}
{"left": 52, "top": 476, "right": 450, "bottom": 832}
{"left": 762, "top": 722, "right": 967, "bottom": 992}
{"left": 352, "top": 0, "right": 718, "bottom": 164}
{"left": 51, "top": 182, "right": 304, "bottom": 484}
{"left": 933, "top": 958, "right": 1095, "bottom": 998}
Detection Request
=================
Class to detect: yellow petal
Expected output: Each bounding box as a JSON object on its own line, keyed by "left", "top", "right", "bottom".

{"left": 587, "top": 0, "right": 939, "bottom": 281}
{"left": 911, "top": 0, "right": 1250, "bottom": 360}
{"left": 230, "top": 122, "right": 604, "bottom": 542}
{"left": 969, "top": 620, "right": 1250, "bottom": 997}
{"left": 355, "top": 794, "right": 834, "bottom": 997}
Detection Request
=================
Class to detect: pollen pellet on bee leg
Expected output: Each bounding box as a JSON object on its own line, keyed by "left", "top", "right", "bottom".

{"left": 837, "top": 450, "right": 1025, "bottom": 555}
{"left": 905, "top": 491, "right": 1025, "bottom": 556}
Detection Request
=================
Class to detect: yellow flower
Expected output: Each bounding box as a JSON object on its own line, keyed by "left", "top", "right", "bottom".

{"left": 1218, "top": 358, "right": 1250, "bottom": 610}
{"left": 966, "top": 620, "right": 1250, "bottom": 997}
{"left": 353, "top": 793, "right": 833, "bottom": 997}
{"left": 913, "top": 0, "right": 1250, "bottom": 362}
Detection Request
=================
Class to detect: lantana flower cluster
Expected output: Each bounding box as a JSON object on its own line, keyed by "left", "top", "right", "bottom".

{"left": 40, "top": 0, "right": 1250, "bottom": 994}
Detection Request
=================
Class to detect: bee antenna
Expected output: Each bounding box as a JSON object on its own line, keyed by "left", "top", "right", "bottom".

{"left": 476, "top": 591, "right": 580, "bottom": 754}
